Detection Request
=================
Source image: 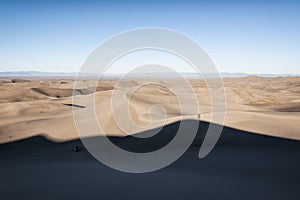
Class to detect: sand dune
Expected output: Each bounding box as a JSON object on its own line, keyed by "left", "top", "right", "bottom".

{"left": 1, "top": 121, "right": 299, "bottom": 200}
{"left": 0, "top": 76, "right": 299, "bottom": 143}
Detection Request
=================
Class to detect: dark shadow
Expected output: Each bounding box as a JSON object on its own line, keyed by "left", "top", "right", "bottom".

{"left": 63, "top": 103, "right": 85, "bottom": 108}
{"left": 0, "top": 120, "right": 299, "bottom": 200}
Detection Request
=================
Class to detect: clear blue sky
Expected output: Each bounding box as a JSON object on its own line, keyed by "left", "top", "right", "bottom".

{"left": 0, "top": 0, "right": 299, "bottom": 74}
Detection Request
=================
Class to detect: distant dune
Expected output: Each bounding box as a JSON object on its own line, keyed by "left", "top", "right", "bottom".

{"left": 0, "top": 76, "right": 299, "bottom": 143}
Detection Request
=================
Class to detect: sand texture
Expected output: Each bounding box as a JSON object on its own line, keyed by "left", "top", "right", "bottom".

{"left": 0, "top": 76, "right": 299, "bottom": 143}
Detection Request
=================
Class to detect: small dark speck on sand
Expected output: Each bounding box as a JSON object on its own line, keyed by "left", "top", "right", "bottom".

{"left": 72, "top": 146, "right": 82, "bottom": 152}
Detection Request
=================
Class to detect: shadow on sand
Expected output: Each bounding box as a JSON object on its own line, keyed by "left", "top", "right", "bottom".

{"left": 0, "top": 120, "right": 299, "bottom": 200}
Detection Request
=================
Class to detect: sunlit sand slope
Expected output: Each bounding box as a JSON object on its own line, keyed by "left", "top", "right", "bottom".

{"left": 0, "top": 76, "right": 299, "bottom": 143}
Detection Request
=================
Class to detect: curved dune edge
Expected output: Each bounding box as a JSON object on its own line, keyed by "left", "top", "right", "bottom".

{"left": 1, "top": 114, "right": 299, "bottom": 145}
{"left": 0, "top": 77, "right": 299, "bottom": 144}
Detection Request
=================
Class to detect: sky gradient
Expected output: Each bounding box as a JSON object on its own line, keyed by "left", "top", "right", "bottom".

{"left": 0, "top": 0, "right": 299, "bottom": 74}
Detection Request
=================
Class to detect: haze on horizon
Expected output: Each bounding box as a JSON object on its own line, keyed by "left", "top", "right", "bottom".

{"left": 0, "top": 0, "right": 299, "bottom": 74}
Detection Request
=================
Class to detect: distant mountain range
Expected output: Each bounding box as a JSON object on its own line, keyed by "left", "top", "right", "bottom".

{"left": 0, "top": 71, "right": 299, "bottom": 78}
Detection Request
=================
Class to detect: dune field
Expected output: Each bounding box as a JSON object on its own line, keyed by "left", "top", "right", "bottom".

{"left": 0, "top": 76, "right": 299, "bottom": 143}
{"left": 0, "top": 76, "right": 299, "bottom": 200}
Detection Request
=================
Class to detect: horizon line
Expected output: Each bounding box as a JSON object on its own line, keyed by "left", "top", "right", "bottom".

{"left": 0, "top": 70, "right": 299, "bottom": 77}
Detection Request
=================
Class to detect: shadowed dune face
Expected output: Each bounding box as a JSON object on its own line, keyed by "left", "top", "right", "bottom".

{"left": 1, "top": 120, "right": 299, "bottom": 200}
{"left": 0, "top": 76, "right": 299, "bottom": 143}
